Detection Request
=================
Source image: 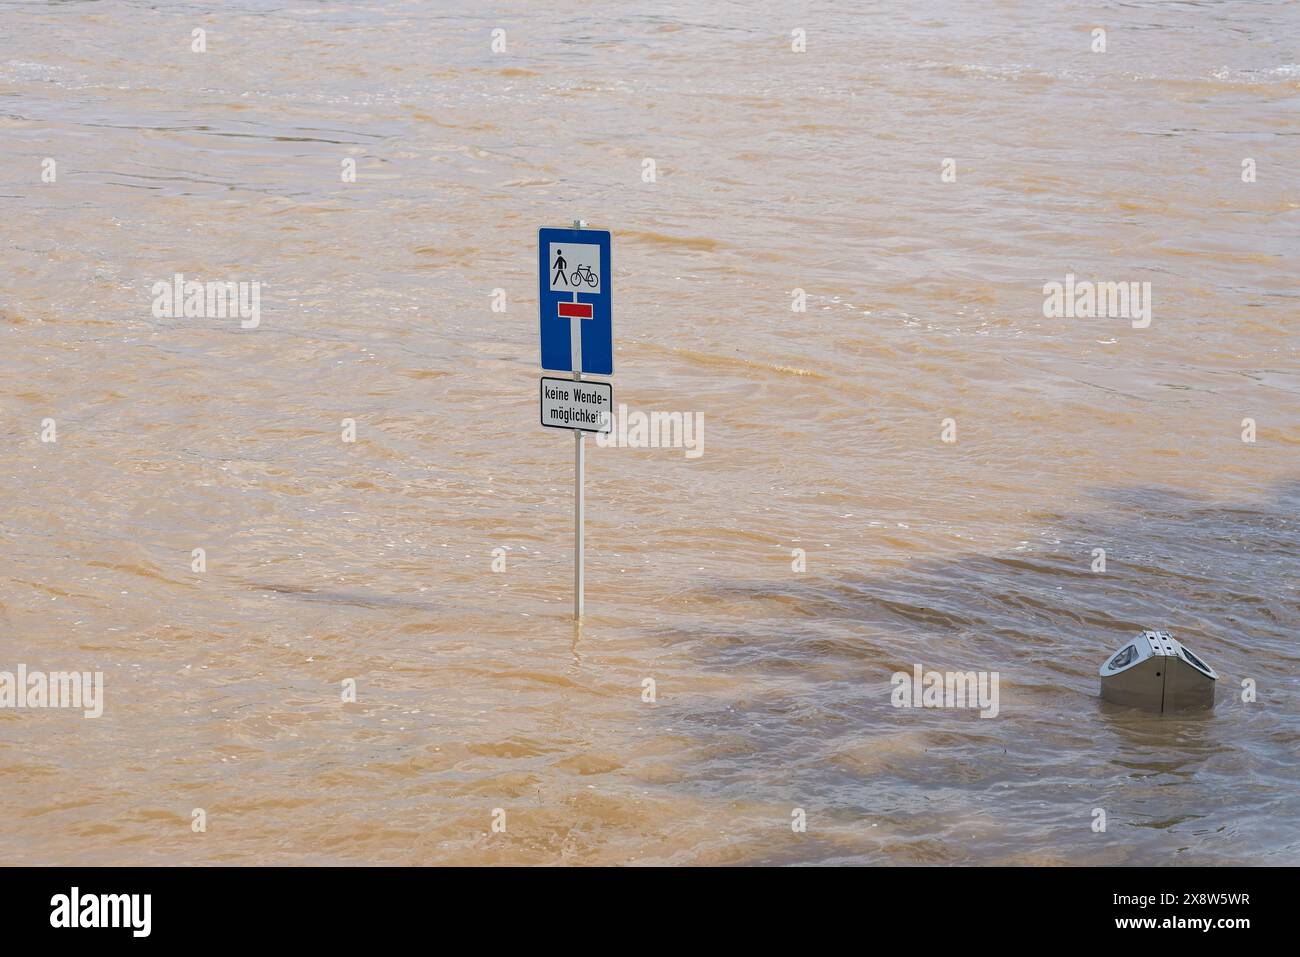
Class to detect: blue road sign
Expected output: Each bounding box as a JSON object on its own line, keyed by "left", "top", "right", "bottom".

{"left": 538, "top": 227, "right": 612, "bottom": 376}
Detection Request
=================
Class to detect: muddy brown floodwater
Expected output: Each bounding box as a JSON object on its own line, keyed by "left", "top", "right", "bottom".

{"left": 1, "top": 1, "right": 1298, "bottom": 864}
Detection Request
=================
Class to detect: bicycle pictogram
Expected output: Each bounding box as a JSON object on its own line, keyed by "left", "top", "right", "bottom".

{"left": 570, "top": 264, "right": 599, "bottom": 288}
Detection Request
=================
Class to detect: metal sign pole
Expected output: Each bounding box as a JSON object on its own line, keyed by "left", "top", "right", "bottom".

{"left": 574, "top": 375, "right": 584, "bottom": 621}
{"left": 572, "top": 219, "right": 586, "bottom": 621}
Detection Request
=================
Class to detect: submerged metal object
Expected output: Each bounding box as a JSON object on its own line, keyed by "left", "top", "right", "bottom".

{"left": 1099, "top": 630, "right": 1217, "bottom": 711}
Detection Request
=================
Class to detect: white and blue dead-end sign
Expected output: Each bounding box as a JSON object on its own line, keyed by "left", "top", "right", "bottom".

{"left": 538, "top": 226, "right": 612, "bottom": 376}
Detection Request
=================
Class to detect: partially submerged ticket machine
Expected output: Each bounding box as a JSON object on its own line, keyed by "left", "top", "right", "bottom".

{"left": 1099, "top": 629, "right": 1217, "bottom": 712}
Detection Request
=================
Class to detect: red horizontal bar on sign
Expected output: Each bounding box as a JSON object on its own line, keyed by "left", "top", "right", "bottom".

{"left": 558, "top": 302, "right": 593, "bottom": 319}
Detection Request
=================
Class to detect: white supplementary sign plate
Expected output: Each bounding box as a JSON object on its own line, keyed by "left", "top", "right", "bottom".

{"left": 540, "top": 376, "right": 612, "bottom": 433}
{"left": 547, "top": 243, "right": 601, "bottom": 294}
